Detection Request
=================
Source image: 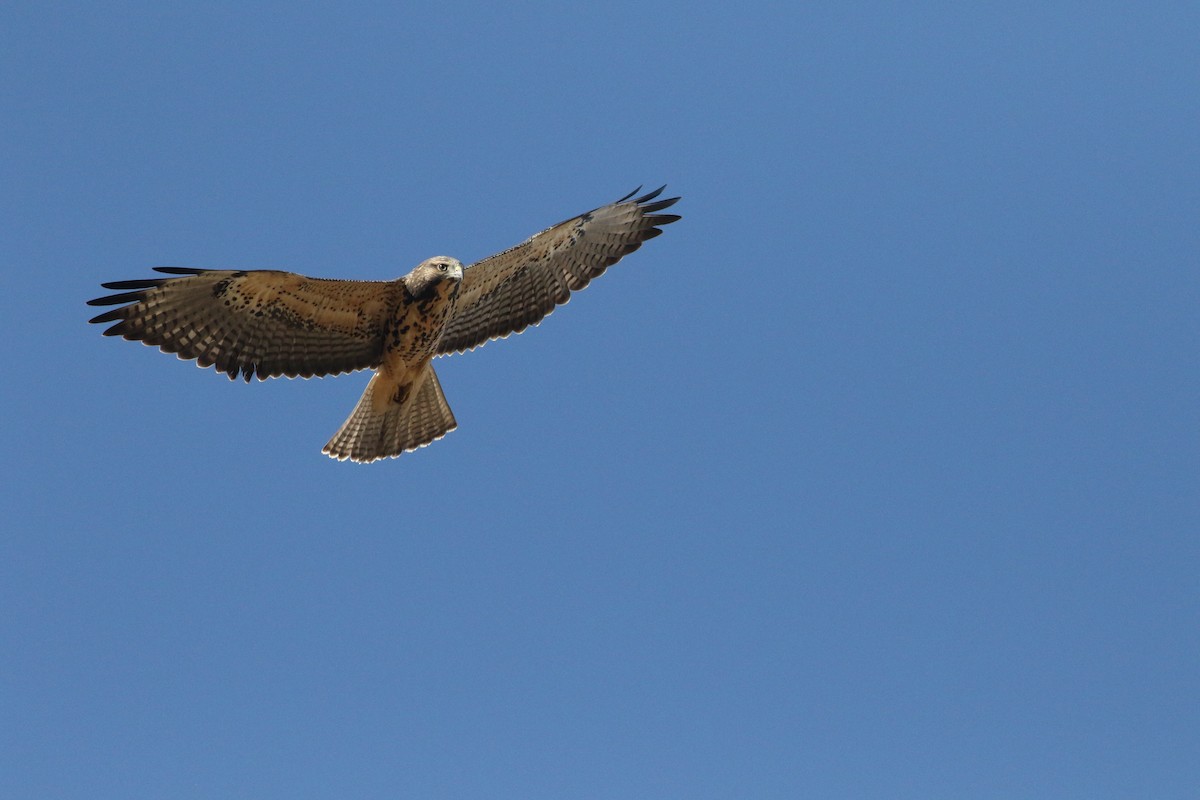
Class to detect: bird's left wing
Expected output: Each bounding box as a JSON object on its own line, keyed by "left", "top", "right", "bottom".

{"left": 436, "top": 186, "right": 681, "bottom": 356}
{"left": 88, "top": 268, "right": 404, "bottom": 380}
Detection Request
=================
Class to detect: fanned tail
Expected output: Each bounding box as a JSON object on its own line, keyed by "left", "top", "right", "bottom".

{"left": 322, "top": 366, "right": 456, "bottom": 463}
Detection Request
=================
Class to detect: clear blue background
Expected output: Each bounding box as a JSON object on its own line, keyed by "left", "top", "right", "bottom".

{"left": 3, "top": 3, "right": 1197, "bottom": 798}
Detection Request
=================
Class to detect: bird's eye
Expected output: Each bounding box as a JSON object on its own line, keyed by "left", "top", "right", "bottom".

{"left": 437, "top": 262, "right": 447, "bottom": 272}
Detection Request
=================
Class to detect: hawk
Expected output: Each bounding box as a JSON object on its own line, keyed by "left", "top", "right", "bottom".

{"left": 88, "top": 186, "right": 681, "bottom": 462}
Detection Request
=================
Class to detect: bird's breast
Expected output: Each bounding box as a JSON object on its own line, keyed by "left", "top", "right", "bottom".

{"left": 383, "top": 288, "right": 458, "bottom": 365}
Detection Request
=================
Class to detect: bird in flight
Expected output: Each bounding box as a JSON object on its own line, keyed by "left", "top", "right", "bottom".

{"left": 88, "top": 187, "right": 681, "bottom": 462}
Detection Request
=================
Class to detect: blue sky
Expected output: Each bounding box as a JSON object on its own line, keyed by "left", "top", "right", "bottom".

{"left": 3, "top": 2, "right": 1197, "bottom": 798}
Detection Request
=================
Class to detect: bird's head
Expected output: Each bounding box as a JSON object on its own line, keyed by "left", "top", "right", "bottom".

{"left": 404, "top": 256, "right": 464, "bottom": 299}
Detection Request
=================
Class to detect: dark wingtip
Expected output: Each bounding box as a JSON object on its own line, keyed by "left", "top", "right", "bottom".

{"left": 88, "top": 308, "right": 128, "bottom": 324}
{"left": 615, "top": 186, "right": 643, "bottom": 203}
{"left": 100, "top": 278, "right": 167, "bottom": 290}
{"left": 633, "top": 185, "right": 666, "bottom": 204}
{"left": 87, "top": 290, "right": 146, "bottom": 307}
{"left": 90, "top": 267, "right": 206, "bottom": 316}
{"left": 153, "top": 266, "right": 208, "bottom": 275}
{"left": 639, "top": 197, "right": 679, "bottom": 214}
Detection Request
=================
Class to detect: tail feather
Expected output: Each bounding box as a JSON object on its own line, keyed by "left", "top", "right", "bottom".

{"left": 323, "top": 366, "right": 456, "bottom": 463}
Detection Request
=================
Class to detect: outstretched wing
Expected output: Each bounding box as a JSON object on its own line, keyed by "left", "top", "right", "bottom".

{"left": 435, "top": 186, "right": 681, "bottom": 355}
{"left": 88, "top": 268, "right": 405, "bottom": 380}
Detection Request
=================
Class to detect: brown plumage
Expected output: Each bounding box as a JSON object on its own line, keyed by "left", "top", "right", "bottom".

{"left": 88, "top": 187, "right": 681, "bottom": 462}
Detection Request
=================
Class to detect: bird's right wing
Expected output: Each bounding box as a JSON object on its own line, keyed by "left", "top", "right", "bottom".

{"left": 88, "top": 268, "right": 405, "bottom": 380}
{"left": 436, "top": 187, "right": 681, "bottom": 355}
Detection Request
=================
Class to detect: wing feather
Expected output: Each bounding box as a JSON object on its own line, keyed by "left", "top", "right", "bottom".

{"left": 87, "top": 268, "right": 404, "bottom": 380}
{"left": 436, "top": 187, "right": 681, "bottom": 355}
